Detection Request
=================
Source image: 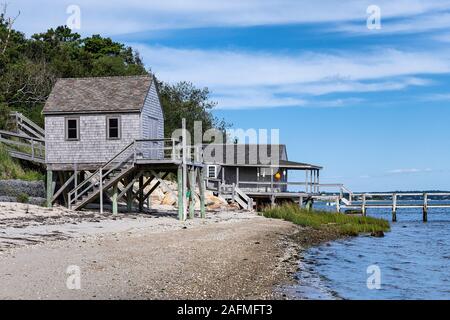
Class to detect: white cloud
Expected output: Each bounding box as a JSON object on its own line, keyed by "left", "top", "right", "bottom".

{"left": 387, "top": 168, "right": 433, "bottom": 175}
{"left": 135, "top": 45, "right": 450, "bottom": 87}
{"left": 434, "top": 32, "right": 450, "bottom": 42}
{"left": 422, "top": 93, "right": 450, "bottom": 102}
{"left": 7, "top": 1, "right": 450, "bottom": 110}
{"left": 338, "top": 11, "right": 450, "bottom": 35}
{"left": 9, "top": 0, "right": 450, "bottom": 36}
{"left": 276, "top": 77, "right": 431, "bottom": 96}
{"left": 133, "top": 44, "right": 449, "bottom": 109}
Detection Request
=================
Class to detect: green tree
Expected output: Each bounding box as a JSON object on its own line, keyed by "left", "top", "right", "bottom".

{"left": 158, "top": 81, "right": 229, "bottom": 137}
{"left": 0, "top": 5, "right": 228, "bottom": 136}
{"left": 0, "top": 102, "right": 10, "bottom": 129}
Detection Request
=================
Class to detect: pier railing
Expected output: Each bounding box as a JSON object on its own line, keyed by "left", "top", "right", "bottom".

{"left": 235, "top": 180, "right": 346, "bottom": 195}
{"left": 346, "top": 192, "right": 450, "bottom": 222}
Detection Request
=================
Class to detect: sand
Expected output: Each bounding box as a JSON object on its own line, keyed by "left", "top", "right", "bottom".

{"left": 0, "top": 202, "right": 299, "bottom": 299}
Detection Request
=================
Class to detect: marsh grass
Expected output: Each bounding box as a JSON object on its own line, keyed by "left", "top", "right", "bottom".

{"left": 263, "top": 204, "right": 390, "bottom": 236}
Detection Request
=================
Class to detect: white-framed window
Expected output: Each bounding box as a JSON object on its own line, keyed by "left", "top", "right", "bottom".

{"left": 65, "top": 117, "right": 80, "bottom": 141}
{"left": 207, "top": 165, "right": 218, "bottom": 179}
{"left": 107, "top": 116, "right": 121, "bottom": 140}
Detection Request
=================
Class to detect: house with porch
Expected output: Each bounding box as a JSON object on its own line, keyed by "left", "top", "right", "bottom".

{"left": 203, "top": 144, "right": 324, "bottom": 209}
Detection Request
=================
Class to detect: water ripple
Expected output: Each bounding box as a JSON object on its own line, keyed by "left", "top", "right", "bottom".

{"left": 293, "top": 206, "right": 450, "bottom": 300}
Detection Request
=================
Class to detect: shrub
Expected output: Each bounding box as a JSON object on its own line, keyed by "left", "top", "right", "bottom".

{"left": 17, "top": 193, "right": 30, "bottom": 203}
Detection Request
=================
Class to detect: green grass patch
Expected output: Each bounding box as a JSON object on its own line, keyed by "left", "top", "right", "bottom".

{"left": 0, "top": 144, "right": 44, "bottom": 181}
{"left": 262, "top": 204, "right": 390, "bottom": 237}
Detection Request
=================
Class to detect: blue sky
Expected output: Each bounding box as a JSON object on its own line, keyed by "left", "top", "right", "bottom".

{"left": 9, "top": 0, "right": 450, "bottom": 191}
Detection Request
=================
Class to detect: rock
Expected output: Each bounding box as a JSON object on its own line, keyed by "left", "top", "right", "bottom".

{"left": 206, "top": 194, "right": 230, "bottom": 210}
{"left": 206, "top": 194, "right": 227, "bottom": 205}
{"left": 371, "top": 230, "right": 385, "bottom": 237}
{"left": 228, "top": 202, "right": 240, "bottom": 210}
{"left": 154, "top": 188, "right": 165, "bottom": 201}
{"left": 150, "top": 188, "right": 165, "bottom": 205}
{"left": 161, "top": 192, "right": 177, "bottom": 206}
{"left": 0, "top": 195, "right": 45, "bottom": 205}
{"left": 0, "top": 180, "right": 45, "bottom": 198}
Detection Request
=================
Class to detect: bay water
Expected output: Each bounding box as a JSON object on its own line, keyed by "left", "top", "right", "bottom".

{"left": 290, "top": 205, "right": 450, "bottom": 299}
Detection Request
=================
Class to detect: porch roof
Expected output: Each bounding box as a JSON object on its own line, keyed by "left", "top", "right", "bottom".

{"left": 220, "top": 160, "right": 322, "bottom": 170}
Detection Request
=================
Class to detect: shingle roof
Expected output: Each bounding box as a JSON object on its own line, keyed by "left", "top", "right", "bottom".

{"left": 42, "top": 75, "right": 153, "bottom": 114}
{"left": 202, "top": 144, "right": 322, "bottom": 169}
{"left": 202, "top": 144, "right": 286, "bottom": 165}
{"left": 202, "top": 144, "right": 321, "bottom": 169}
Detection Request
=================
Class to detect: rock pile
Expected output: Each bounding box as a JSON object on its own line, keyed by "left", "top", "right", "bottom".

{"left": 143, "top": 180, "right": 237, "bottom": 210}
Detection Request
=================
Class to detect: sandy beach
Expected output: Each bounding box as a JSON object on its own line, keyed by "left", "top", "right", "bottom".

{"left": 0, "top": 202, "right": 302, "bottom": 299}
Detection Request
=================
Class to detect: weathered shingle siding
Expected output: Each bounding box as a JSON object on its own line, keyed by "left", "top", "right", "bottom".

{"left": 141, "top": 82, "right": 164, "bottom": 139}
{"left": 140, "top": 82, "right": 164, "bottom": 158}
{"left": 45, "top": 113, "right": 140, "bottom": 164}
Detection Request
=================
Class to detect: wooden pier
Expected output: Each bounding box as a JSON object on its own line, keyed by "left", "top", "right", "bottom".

{"left": 207, "top": 176, "right": 450, "bottom": 222}
{"left": 342, "top": 192, "right": 450, "bottom": 222}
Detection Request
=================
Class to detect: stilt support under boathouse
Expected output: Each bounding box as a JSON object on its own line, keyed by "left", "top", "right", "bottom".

{"left": 45, "top": 134, "right": 206, "bottom": 222}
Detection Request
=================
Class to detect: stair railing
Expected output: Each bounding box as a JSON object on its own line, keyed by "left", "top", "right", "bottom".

{"left": 340, "top": 185, "right": 354, "bottom": 205}
{"left": 0, "top": 130, "right": 45, "bottom": 163}
{"left": 233, "top": 185, "right": 253, "bottom": 210}
{"left": 9, "top": 112, "right": 45, "bottom": 140}
{"left": 68, "top": 141, "right": 136, "bottom": 209}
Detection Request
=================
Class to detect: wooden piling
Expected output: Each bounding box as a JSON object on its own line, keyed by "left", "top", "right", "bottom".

{"left": 181, "top": 119, "right": 188, "bottom": 221}
{"left": 99, "top": 168, "right": 103, "bottom": 214}
{"left": 138, "top": 175, "right": 144, "bottom": 212}
{"left": 423, "top": 193, "right": 428, "bottom": 222}
{"left": 392, "top": 193, "right": 397, "bottom": 222}
{"left": 177, "top": 166, "right": 183, "bottom": 221}
{"left": 112, "top": 182, "right": 118, "bottom": 215}
{"left": 46, "top": 170, "right": 53, "bottom": 208}
{"left": 189, "top": 168, "right": 196, "bottom": 219}
{"left": 126, "top": 176, "right": 132, "bottom": 213}
{"left": 74, "top": 170, "right": 78, "bottom": 200}
{"left": 362, "top": 194, "right": 367, "bottom": 217}
{"left": 199, "top": 167, "right": 206, "bottom": 218}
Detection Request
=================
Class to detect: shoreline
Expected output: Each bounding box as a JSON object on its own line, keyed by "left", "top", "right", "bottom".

{"left": 275, "top": 226, "right": 350, "bottom": 300}
{"left": 0, "top": 201, "right": 348, "bottom": 300}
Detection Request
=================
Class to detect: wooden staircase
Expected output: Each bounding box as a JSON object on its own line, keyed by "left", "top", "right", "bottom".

{"left": 234, "top": 186, "right": 254, "bottom": 210}
{"left": 220, "top": 183, "right": 254, "bottom": 211}
{"left": 0, "top": 112, "right": 45, "bottom": 164}
{"left": 68, "top": 142, "right": 136, "bottom": 210}
{"left": 340, "top": 186, "right": 353, "bottom": 206}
